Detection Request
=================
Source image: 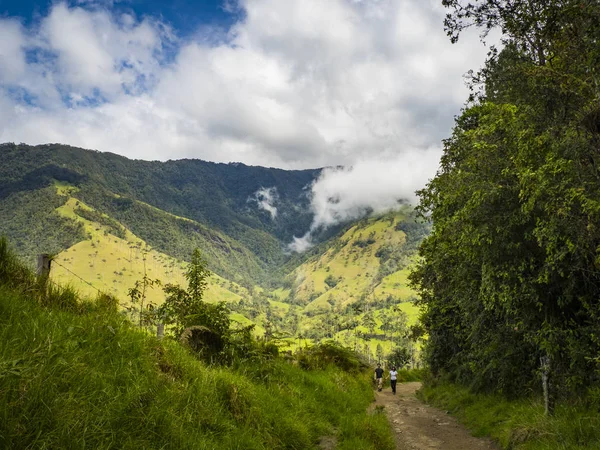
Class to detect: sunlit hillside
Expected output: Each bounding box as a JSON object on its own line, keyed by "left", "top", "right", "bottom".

{"left": 49, "top": 183, "right": 250, "bottom": 317}
{"left": 261, "top": 209, "right": 429, "bottom": 361}
{"left": 46, "top": 183, "right": 428, "bottom": 362}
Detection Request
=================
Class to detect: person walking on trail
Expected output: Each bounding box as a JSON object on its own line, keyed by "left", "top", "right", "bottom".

{"left": 389, "top": 366, "right": 398, "bottom": 395}
{"left": 374, "top": 363, "right": 384, "bottom": 392}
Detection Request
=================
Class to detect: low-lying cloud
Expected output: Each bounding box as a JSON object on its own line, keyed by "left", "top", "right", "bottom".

{"left": 249, "top": 186, "right": 279, "bottom": 219}
{"left": 288, "top": 147, "right": 441, "bottom": 252}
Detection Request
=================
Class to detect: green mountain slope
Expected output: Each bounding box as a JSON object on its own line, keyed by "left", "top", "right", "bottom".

{"left": 0, "top": 142, "right": 320, "bottom": 283}
{"left": 49, "top": 186, "right": 248, "bottom": 309}
{"left": 287, "top": 209, "right": 427, "bottom": 310}
{"left": 0, "top": 142, "right": 430, "bottom": 364}
{"left": 229, "top": 210, "right": 430, "bottom": 361}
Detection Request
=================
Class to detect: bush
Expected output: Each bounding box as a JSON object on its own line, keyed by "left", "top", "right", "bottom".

{"left": 296, "top": 341, "right": 369, "bottom": 372}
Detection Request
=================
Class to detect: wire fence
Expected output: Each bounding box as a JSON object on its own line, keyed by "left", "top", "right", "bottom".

{"left": 51, "top": 259, "right": 105, "bottom": 296}
{"left": 49, "top": 259, "right": 137, "bottom": 311}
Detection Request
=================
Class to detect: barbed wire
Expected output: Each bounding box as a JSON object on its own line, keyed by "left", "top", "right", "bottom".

{"left": 50, "top": 260, "right": 136, "bottom": 311}
{"left": 51, "top": 259, "right": 105, "bottom": 296}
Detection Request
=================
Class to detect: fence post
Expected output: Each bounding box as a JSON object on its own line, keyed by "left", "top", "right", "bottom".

{"left": 157, "top": 323, "right": 165, "bottom": 339}
{"left": 37, "top": 254, "right": 52, "bottom": 278}
{"left": 541, "top": 355, "right": 554, "bottom": 416}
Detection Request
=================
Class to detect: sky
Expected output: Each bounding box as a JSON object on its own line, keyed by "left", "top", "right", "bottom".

{"left": 0, "top": 0, "right": 493, "bottom": 246}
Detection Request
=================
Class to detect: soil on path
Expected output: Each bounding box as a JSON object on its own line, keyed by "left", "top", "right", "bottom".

{"left": 375, "top": 382, "right": 500, "bottom": 450}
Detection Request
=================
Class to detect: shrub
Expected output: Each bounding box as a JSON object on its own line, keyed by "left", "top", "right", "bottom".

{"left": 297, "top": 341, "right": 368, "bottom": 372}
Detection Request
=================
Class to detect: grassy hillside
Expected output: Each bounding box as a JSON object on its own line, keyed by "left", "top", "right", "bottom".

{"left": 245, "top": 210, "right": 430, "bottom": 363}
{"left": 289, "top": 209, "right": 425, "bottom": 314}
{"left": 51, "top": 183, "right": 261, "bottom": 295}
{"left": 290, "top": 214, "right": 410, "bottom": 309}
{"left": 0, "top": 242, "right": 395, "bottom": 450}
{"left": 48, "top": 184, "right": 258, "bottom": 326}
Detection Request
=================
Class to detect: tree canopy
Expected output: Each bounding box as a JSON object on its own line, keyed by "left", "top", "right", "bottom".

{"left": 411, "top": 0, "right": 600, "bottom": 397}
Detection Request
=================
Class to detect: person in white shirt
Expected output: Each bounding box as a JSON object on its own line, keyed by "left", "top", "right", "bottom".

{"left": 389, "top": 366, "right": 398, "bottom": 395}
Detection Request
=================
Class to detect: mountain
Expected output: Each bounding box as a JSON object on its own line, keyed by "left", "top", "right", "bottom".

{"left": 260, "top": 210, "right": 429, "bottom": 358}
{"left": 0, "top": 142, "right": 429, "bottom": 360}
{"left": 0, "top": 142, "right": 320, "bottom": 285}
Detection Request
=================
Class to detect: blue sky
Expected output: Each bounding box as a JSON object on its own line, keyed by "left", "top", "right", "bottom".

{"left": 0, "top": 0, "right": 238, "bottom": 35}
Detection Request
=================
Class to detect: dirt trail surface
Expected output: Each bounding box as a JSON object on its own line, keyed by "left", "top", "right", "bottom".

{"left": 375, "top": 382, "right": 500, "bottom": 450}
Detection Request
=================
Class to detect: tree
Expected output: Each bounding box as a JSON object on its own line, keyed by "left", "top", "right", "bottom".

{"left": 387, "top": 347, "right": 411, "bottom": 370}
{"left": 159, "top": 248, "right": 231, "bottom": 362}
{"left": 361, "top": 311, "right": 376, "bottom": 335}
{"left": 410, "top": 0, "right": 600, "bottom": 400}
{"left": 376, "top": 343, "right": 384, "bottom": 364}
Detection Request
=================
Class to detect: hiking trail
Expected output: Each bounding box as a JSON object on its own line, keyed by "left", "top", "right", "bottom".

{"left": 374, "top": 382, "right": 500, "bottom": 450}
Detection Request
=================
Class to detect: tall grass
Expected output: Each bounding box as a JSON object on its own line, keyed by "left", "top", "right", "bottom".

{"left": 0, "top": 237, "right": 395, "bottom": 449}
{"left": 419, "top": 379, "right": 600, "bottom": 449}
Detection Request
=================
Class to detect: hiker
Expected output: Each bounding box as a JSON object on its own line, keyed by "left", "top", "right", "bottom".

{"left": 374, "top": 363, "right": 384, "bottom": 391}
{"left": 389, "top": 366, "right": 398, "bottom": 395}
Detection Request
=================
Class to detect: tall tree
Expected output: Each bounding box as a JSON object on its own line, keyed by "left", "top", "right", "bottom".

{"left": 410, "top": 0, "right": 600, "bottom": 397}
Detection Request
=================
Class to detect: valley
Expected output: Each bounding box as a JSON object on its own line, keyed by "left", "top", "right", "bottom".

{"left": 0, "top": 143, "right": 427, "bottom": 364}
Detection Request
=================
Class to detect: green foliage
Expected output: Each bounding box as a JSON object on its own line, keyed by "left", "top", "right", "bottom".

{"left": 0, "top": 236, "right": 35, "bottom": 290}
{"left": 187, "top": 248, "right": 210, "bottom": 302}
{"left": 74, "top": 206, "right": 126, "bottom": 239}
{"left": 0, "top": 246, "right": 394, "bottom": 449}
{"left": 394, "top": 368, "right": 427, "bottom": 382}
{"left": 128, "top": 274, "right": 161, "bottom": 327}
{"left": 295, "top": 341, "right": 369, "bottom": 372}
{"left": 420, "top": 379, "right": 600, "bottom": 449}
{"left": 157, "top": 249, "right": 235, "bottom": 363}
{"left": 324, "top": 273, "right": 340, "bottom": 288}
{"left": 412, "top": 0, "right": 600, "bottom": 401}
{"left": 0, "top": 187, "right": 86, "bottom": 266}
{"left": 386, "top": 347, "right": 411, "bottom": 369}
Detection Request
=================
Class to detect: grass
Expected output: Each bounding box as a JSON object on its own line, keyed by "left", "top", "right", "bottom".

{"left": 0, "top": 282, "right": 395, "bottom": 449}
{"left": 418, "top": 379, "right": 600, "bottom": 449}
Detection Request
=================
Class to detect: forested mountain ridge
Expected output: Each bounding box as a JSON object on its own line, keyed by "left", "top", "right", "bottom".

{"left": 0, "top": 142, "right": 320, "bottom": 284}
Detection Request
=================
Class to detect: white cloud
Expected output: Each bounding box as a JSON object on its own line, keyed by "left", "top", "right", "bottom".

{"left": 0, "top": 0, "right": 490, "bottom": 168}
{"left": 288, "top": 234, "right": 314, "bottom": 254}
{"left": 1, "top": 0, "right": 493, "bottom": 242}
{"left": 0, "top": 19, "right": 27, "bottom": 85}
{"left": 249, "top": 186, "right": 279, "bottom": 219}
{"left": 288, "top": 147, "right": 442, "bottom": 251}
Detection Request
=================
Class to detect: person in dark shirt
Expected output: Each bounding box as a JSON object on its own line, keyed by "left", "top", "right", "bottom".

{"left": 374, "top": 363, "right": 384, "bottom": 391}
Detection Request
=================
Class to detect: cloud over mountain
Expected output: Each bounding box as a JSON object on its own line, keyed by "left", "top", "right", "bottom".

{"left": 249, "top": 186, "right": 279, "bottom": 219}
{"left": 288, "top": 147, "right": 441, "bottom": 252}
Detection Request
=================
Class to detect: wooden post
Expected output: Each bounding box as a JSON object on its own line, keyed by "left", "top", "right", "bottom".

{"left": 37, "top": 254, "right": 52, "bottom": 278}
{"left": 157, "top": 323, "right": 165, "bottom": 339}
{"left": 541, "top": 355, "right": 554, "bottom": 416}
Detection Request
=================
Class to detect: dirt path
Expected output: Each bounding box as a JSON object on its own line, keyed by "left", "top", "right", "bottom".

{"left": 375, "top": 382, "right": 499, "bottom": 450}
